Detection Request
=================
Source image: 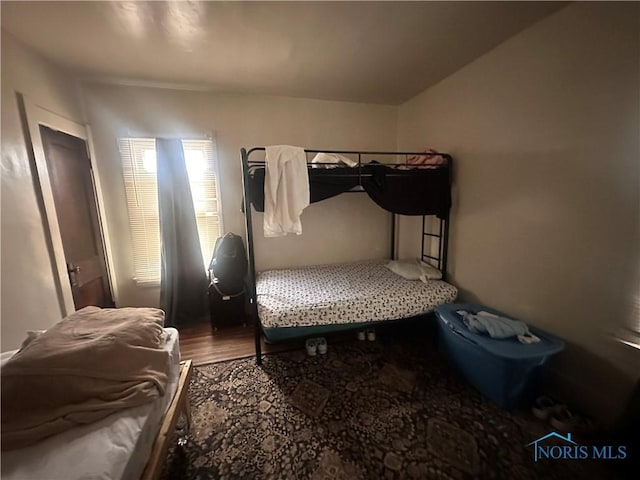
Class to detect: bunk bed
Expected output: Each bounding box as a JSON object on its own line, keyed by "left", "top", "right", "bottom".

{"left": 241, "top": 147, "right": 458, "bottom": 364}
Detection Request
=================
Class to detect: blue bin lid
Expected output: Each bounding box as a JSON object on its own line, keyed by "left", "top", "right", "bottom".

{"left": 435, "top": 303, "right": 565, "bottom": 360}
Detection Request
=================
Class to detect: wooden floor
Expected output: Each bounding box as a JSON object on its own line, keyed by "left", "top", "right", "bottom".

{"left": 177, "top": 322, "right": 303, "bottom": 366}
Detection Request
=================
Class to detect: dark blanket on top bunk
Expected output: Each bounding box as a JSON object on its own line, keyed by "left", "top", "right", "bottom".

{"left": 364, "top": 164, "right": 451, "bottom": 217}
{"left": 247, "top": 163, "right": 451, "bottom": 218}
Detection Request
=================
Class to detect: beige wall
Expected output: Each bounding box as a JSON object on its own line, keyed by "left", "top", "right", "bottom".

{"left": 82, "top": 84, "right": 397, "bottom": 307}
{"left": 1, "top": 30, "right": 85, "bottom": 350}
{"left": 398, "top": 2, "right": 639, "bottom": 424}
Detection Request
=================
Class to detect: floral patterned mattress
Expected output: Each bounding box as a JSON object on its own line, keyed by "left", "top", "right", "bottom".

{"left": 256, "top": 259, "right": 458, "bottom": 329}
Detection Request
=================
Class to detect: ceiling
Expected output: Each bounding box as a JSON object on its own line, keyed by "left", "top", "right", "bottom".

{"left": 1, "top": 1, "right": 565, "bottom": 105}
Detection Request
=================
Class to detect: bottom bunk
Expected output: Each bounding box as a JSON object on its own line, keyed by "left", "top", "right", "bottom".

{"left": 256, "top": 259, "right": 458, "bottom": 344}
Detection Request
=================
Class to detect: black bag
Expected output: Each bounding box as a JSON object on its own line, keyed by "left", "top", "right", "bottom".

{"left": 209, "top": 289, "right": 247, "bottom": 329}
{"left": 208, "top": 232, "right": 248, "bottom": 297}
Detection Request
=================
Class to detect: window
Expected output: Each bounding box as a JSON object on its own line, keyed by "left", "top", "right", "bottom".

{"left": 118, "top": 138, "right": 222, "bottom": 285}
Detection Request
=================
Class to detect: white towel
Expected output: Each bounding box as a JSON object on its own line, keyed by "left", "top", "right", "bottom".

{"left": 264, "top": 145, "right": 310, "bottom": 237}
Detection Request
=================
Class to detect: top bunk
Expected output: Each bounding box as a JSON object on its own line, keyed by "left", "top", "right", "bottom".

{"left": 241, "top": 147, "right": 453, "bottom": 219}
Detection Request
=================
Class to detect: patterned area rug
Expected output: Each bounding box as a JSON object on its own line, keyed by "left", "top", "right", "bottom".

{"left": 162, "top": 336, "right": 609, "bottom": 479}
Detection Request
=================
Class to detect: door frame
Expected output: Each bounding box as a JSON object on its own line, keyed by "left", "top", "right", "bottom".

{"left": 21, "top": 94, "right": 118, "bottom": 317}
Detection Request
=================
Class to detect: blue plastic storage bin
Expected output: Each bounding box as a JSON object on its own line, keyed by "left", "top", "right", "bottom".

{"left": 434, "top": 303, "right": 565, "bottom": 409}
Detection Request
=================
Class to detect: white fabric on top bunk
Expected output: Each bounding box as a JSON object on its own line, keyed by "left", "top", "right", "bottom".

{"left": 311, "top": 152, "right": 358, "bottom": 168}
{"left": 1, "top": 328, "right": 181, "bottom": 480}
{"left": 264, "top": 145, "right": 310, "bottom": 237}
{"left": 256, "top": 259, "right": 458, "bottom": 328}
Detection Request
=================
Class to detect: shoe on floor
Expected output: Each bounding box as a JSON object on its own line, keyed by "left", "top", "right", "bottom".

{"left": 366, "top": 329, "right": 376, "bottom": 342}
{"left": 532, "top": 395, "right": 565, "bottom": 421}
{"left": 317, "top": 337, "right": 327, "bottom": 355}
{"left": 550, "top": 406, "right": 595, "bottom": 435}
{"left": 305, "top": 338, "right": 318, "bottom": 356}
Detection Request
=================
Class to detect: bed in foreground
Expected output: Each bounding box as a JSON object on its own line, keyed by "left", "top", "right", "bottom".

{"left": 1, "top": 308, "right": 192, "bottom": 480}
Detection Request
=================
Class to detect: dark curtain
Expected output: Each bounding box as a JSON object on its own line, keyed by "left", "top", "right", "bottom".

{"left": 157, "top": 138, "right": 208, "bottom": 326}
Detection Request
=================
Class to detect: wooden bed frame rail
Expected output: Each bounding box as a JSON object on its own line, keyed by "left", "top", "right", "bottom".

{"left": 140, "top": 359, "right": 193, "bottom": 480}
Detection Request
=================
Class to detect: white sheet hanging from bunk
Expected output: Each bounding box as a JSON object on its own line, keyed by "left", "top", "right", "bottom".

{"left": 256, "top": 259, "right": 458, "bottom": 328}
{"left": 263, "top": 145, "right": 310, "bottom": 237}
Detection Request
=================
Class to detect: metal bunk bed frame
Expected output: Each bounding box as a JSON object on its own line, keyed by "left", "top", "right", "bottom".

{"left": 240, "top": 147, "right": 453, "bottom": 364}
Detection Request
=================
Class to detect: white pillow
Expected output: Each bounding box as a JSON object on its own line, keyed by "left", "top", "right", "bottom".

{"left": 418, "top": 261, "right": 443, "bottom": 281}
{"left": 385, "top": 259, "right": 442, "bottom": 281}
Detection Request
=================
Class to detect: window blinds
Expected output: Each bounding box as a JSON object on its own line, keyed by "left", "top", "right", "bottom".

{"left": 118, "top": 138, "right": 222, "bottom": 285}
